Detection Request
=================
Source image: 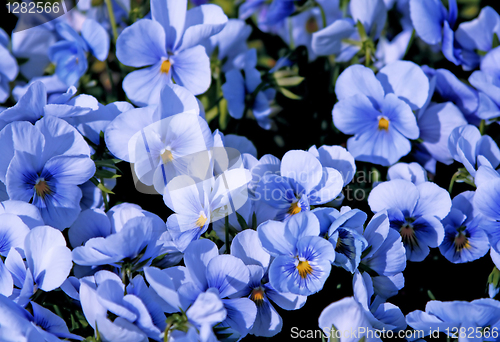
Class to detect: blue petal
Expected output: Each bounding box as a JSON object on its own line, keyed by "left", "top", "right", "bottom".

{"left": 151, "top": 0, "right": 186, "bottom": 50}
{"left": 222, "top": 297, "right": 257, "bottom": 338}
{"left": 68, "top": 209, "right": 112, "bottom": 248}
{"left": 257, "top": 220, "right": 295, "bottom": 257}
{"left": 455, "top": 6, "right": 500, "bottom": 52}
{"left": 249, "top": 297, "right": 282, "bottom": 337}
{"left": 333, "top": 94, "right": 379, "bottom": 135}
{"left": 222, "top": 69, "right": 246, "bottom": 119}
{"left": 350, "top": 0, "right": 387, "bottom": 39}
{"left": 184, "top": 239, "right": 219, "bottom": 291}
{"left": 311, "top": 19, "right": 357, "bottom": 56}
{"left": 413, "top": 182, "right": 451, "bottom": 219}
{"left": 381, "top": 93, "right": 419, "bottom": 139}
{"left": 377, "top": 61, "right": 429, "bottom": 110}
{"left": 122, "top": 61, "right": 170, "bottom": 106}
{"left": 171, "top": 45, "right": 211, "bottom": 96}
{"left": 281, "top": 150, "right": 324, "bottom": 195}
{"left": 316, "top": 145, "right": 356, "bottom": 186}
{"left": 0, "top": 81, "right": 46, "bottom": 126}
{"left": 419, "top": 102, "right": 467, "bottom": 164}
{"left": 24, "top": 226, "right": 72, "bottom": 291}
{"left": 409, "top": 0, "right": 445, "bottom": 45}
{"left": 178, "top": 4, "right": 228, "bottom": 51}
{"left": 81, "top": 19, "right": 109, "bottom": 61}
{"left": 0, "top": 214, "right": 30, "bottom": 257}
{"left": 434, "top": 68, "right": 478, "bottom": 116}
{"left": 335, "top": 65, "right": 384, "bottom": 106}
{"left": 116, "top": 19, "right": 166, "bottom": 67}
{"left": 475, "top": 178, "right": 500, "bottom": 221}
{"left": 230, "top": 229, "right": 271, "bottom": 270}
{"left": 369, "top": 180, "right": 419, "bottom": 217}
{"left": 387, "top": 162, "right": 428, "bottom": 185}
{"left": 207, "top": 254, "right": 250, "bottom": 298}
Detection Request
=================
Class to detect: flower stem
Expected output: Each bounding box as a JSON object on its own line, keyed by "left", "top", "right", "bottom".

{"left": 104, "top": 0, "right": 118, "bottom": 44}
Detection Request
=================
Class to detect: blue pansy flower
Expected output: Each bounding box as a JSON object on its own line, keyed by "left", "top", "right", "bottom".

{"left": 469, "top": 47, "right": 500, "bottom": 121}
{"left": 352, "top": 271, "right": 407, "bottom": 331}
{"left": 163, "top": 168, "right": 251, "bottom": 252}
{"left": 277, "top": 0, "right": 342, "bottom": 61}
{"left": 0, "top": 200, "right": 43, "bottom": 258}
{"left": 359, "top": 211, "right": 406, "bottom": 301}
{"left": 313, "top": 207, "right": 368, "bottom": 273}
{"left": 239, "top": 0, "right": 295, "bottom": 33}
{"left": 409, "top": 0, "right": 476, "bottom": 67}
{"left": 48, "top": 19, "right": 110, "bottom": 86}
{"left": 255, "top": 150, "right": 343, "bottom": 221}
{"left": 422, "top": 66, "right": 479, "bottom": 124}
{"left": 115, "top": 0, "right": 228, "bottom": 105}
{"left": 105, "top": 83, "right": 213, "bottom": 191}
{"left": 222, "top": 49, "right": 276, "bottom": 130}
{"left": 406, "top": 298, "right": 500, "bottom": 340}
{"left": 448, "top": 124, "right": 500, "bottom": 178}
{"left": 368, "top": 179, "right": 451, "bottom": 261}
{"left": 204, "top": 19, "right": 252, "bottom": 72}
{"left": 0, "top": 117, "right": 95, "bottom": 229}
{"left": 439, "top": 191, "right": 490, "bottom": 264}
{"left": 79, "top": 270, "right": 164, "bottom": 341}
{"left": 414, "top": 71, "right": 469, "bottom": 167}
{"left": 0, "top": 81, "right": 100, "bottom": 131}
{"left": 146, "top": 239, "right": 257, "bottom": 339}
{"left": 312, "top": 0, "right": 387, "bottom": 62}
{"left": 72, "top": 216, "right": 165, "bottom": 269}
{"left": 333, "top": 61, "right": 425, "bottom": 166}
{"left": 318, "top": 297, "right": 382, "bottom": 342}
{"left": 387, "top": 162, "right": 427, "bottom": 185}
{"left": 0, "top": 28, "right": 18, "bottom": 104}
{"left": 0, "top": 295, "right": 83, "bottom": 341}
{"left": 231, "top": 229, "right": 307, "bottom": 337}
{"left": 4, "top": 225, "right": 73, "bottom": 307}
{"left": 258, "top": 211, "right": 335, "bottom": 296}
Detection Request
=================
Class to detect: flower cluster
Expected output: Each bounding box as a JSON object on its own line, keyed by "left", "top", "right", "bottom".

{"left": 2, "top": 0, "right": 500, "bottom": 341}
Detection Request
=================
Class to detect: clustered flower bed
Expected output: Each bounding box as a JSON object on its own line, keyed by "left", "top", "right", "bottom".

{"left": 1, "top": 0, "right": 500, "bottom": 341}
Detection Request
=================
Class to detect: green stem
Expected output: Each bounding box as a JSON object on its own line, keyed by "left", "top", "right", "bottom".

{"left": 225, "top": 216, "right": 230, "bottom": 254}
{"left": 479, "top": 119, "right": 486, "bottom": 135}
{"left": 100, "top": 178, "right": 110, "bottom": 211}
{"left": 448, "top": 171, "right": 460, "bottom": 194}
{"left": 313, "top": 0, "right": 327, "bottom": 28}
{"left": 104, "top": 0, "right": 119, "bottom": 44}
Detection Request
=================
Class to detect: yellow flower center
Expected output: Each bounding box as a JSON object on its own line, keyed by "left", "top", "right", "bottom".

{"left": 160, "top": 60, "right": 172, "bottom": 74}
{"left": 454, "top": 232, "right": 470, "bottom": 251}
{"left": 34, "top": 179, "right": 51, "bottom": 199}
{"left": 288, "top": 201, "right": 302, "bottom": 216}
{"left": 305, "top": 17, "right": 319, "bottom": 33}
{"left": 195, "top": 213, "right": 208, "bottom": 228}
{"left": 297, "top": 259, "right": 313, "bottom": 279}
{"left": 250, "top": 287, "right": 265, "bottom": 306}
{"left": 378, "top": 117, "right": 389, "bottom": 131}
{"left": 161, "top": 149, "right": 174, "bottom": 164}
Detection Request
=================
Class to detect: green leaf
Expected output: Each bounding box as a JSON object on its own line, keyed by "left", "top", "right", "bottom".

{"left": 95, "top": 169, "right": 121, "bottom": 179}
{"left": 98, "top": 182, "right": 115, "bottom": 194}
{"left": 493, "top": 32, "right": 500, "bottom": 49}
{"left": 235, "top": 211, "right": 249, "bottom": 230}
{"left": 275, "top": 75, "right": 304, "bottom": 87}
{"left": 279, "top": 87, "right": 302, "bottom": 100}
{"left": 356, "top": 20, "right": 368, "bottom": 41}
{"left": 218, "top": 98, "right": 228, "bottom": 130}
